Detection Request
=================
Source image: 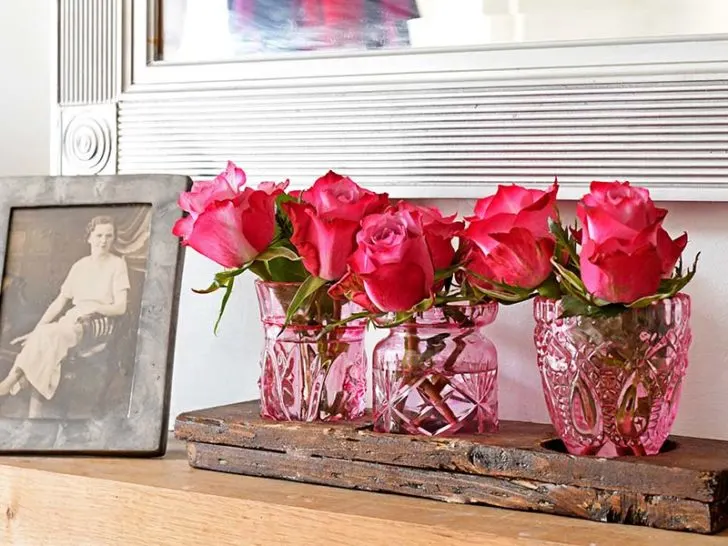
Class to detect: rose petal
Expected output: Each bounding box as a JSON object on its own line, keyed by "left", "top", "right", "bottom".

{"left": 581, "top": 241, "right": 662, "bottom": 303}
{"left": 462, "top": 219, "right": 500, "bottom": 255}
{"left": 303, "top": 170, "right": 389, "bottom": 221}
{"left": 479, "top": 228, "right": 554, "bottom": 289}
{"left": 257, "top": 179, "right": 290, "bottom": 195}
{"left": 581, "top": 206, "right": 643, "bottom": 244}
{"left": 361, "top": 262, "right": 431, "bottom": 312}
{"left": 328, "top": 270, "right": 379, "bottom": 314}
{"left": 657, "top": 230, "right": 688, "bottom": 276}
{"left": 184, "top": 198, "right": 259, "bottom": 268}
{"left": 240, "top": 189, "right": 279, "bottom": 253}
{"left": 284, "top": 201, "right": 361, "bottom": 281}
{"left": 172, "top": 215, "right": 195, "bottom": 240}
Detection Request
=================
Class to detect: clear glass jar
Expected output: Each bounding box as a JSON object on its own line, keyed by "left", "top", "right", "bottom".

{"left": 533, "top": 295, "right": 692, "bottom": 457}
{"left": 372, "top": 302, "right": 499, "bottom": 436}
{"left": 255, "top": 280, "right": 367, "bottom": 422}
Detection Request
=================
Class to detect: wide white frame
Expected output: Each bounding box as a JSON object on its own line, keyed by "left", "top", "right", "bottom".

{"left": 54, "top": 0, "right": 728, "bottom": 201}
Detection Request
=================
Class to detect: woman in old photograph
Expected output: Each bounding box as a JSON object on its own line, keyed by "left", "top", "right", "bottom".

{"left": 0, "top": 216, "right": 130, "bottom": 411}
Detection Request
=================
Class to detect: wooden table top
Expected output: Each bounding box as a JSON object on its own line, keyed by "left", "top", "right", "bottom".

{"left": 0, "top": 438, "right": 726, "bottom": 545}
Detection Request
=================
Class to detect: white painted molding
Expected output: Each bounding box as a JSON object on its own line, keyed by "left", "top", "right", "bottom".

{"left": 61, "top": 105, "right": 117, "bottom": 175}
{"left": 53, "top": 0, "right": 728, "bottom": 200}
{"left": 59, "top": 0, "right": 121, "bottom": 105}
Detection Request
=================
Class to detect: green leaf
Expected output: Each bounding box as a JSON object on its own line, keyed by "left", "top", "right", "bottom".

{"left": 372, "top": 311, "right": 417, "bottom": 329}
{"left": 412, "top": 295, "right": 436, "bottom": 313}
{"left": 283, "top": 275, "right": 328, "bottom": 330}
{"left": 551, "top": 259, "right": 587, "bottom": 297}
{"left": 627, "top": 294, "right": 666, "bottom": 309}
{"left": 549, "top": 218, "right": 579, "bottom": 265}
{"left": 558, "top": 295, "right": 592, "bottom": 318}
{"left": 213, "top": 276, "right": 235, "bottom": 335}
{"left": 248, "top": 260, "right": 272, "bottom": 281}
{"left": 434, "top": 264, "right": 461, "bottom": 282}
{"left": 559, "top": 295, "right": 625, "bottom": 319}
{"left": 316, "top": 311, "right": 373, "bottom": 340}
{"left": 256, "top": 246, "right": 300, "bottom": 263}
{"left": 193, "top": 265, "right": 247, "bottom": 295}
{"left": 265, "top": 256, "right": 308, "bottom": 282}
{"left": 192, "top": 280, "right": 225, "bottom": 295}
{"left": 214, "top": 266, "right": 247, "bottom": 284}
{"left": 536, "top": 276, "right": 562, "bottom": 299}
{"left": 473, "top": 285, "right": 530, "bottom": 304}
{"left": 273, "top": 192, "right": 298, "bottom": 241}
{"left": 461, "top": 268, "right": 536, "bottom": 304}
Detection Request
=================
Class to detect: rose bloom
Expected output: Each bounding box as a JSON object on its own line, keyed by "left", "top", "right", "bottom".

{"left": 332, "top": 208, "right": 434, "bottom": 313}
{"left": 283, "top": 171, "right": 389, "bottom": 281}
{"left": 462, "top": 183, "right": 558, "bottom": 290}
{"left": 173, "top": 161, "right": 287, "bottom": 268}
{"left": 577, "top": 181, "right": 687, "bottom": 303}
{"left": 397, "top": 202, "right": 463, "bottom": 271}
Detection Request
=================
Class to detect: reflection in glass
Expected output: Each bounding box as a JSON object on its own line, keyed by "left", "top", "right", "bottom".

{"left": 160, "top": 0, "right": 419, "bottom": 61}
{"left": 159, "top": 0, "right": 728, "bottom": 62}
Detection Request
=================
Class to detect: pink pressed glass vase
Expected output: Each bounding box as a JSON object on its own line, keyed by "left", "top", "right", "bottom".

{"left": 255, "top": 280, "right": 367, "bottom": 422}
{"left": 373, "top": 302, "right": 499, "bottom": 436}
{"left": 533, "top": 295, "right": 692, "bottom": 457}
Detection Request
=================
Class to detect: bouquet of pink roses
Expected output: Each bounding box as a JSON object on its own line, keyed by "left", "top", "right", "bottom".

{"left": 174, "top": 162, "right": 472, "bottom": 332}
{"left": 173, "top": 162, "right": 698, "bottom": 339}
{"left": 173, "top": 162, "right": 698, "bottom": 433}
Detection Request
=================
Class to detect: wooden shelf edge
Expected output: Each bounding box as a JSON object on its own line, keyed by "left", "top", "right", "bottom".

{"left": 0, "top": 438, "right": 726, "bottom": 545}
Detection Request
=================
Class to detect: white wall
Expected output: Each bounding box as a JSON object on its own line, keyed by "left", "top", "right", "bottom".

{"left": 0, "top": 0, "right": 54, "bottom": 177}
{"left": 1, "top": 1, "right": 727, "bottom": 441}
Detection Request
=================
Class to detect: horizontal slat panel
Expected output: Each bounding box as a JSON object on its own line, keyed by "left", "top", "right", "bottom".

{"left": 118, "top": 134, "right": 728, "bottom": 144}
{"left": 118, "top": 79, "right": 728, "bottom": 198}
{"left": 119, "top": 151, "right": 727, "bottom": 160}
{"left": 118, "top": 100, "right": 728, "bottom": 115}
{"left": 121, "top": 82, "right": 728, "bottom": 104}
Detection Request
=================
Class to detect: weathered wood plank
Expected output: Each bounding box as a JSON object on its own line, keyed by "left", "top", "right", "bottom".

{"left": 175, "top": 401, "right": 728, "bottom": 504}
{"left": 188, "top": 441, "right": 719, "bottom": 534}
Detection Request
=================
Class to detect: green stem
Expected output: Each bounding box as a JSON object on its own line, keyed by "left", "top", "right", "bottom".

{"left": 402, "top": 316, "right": 458, "bottom": 427}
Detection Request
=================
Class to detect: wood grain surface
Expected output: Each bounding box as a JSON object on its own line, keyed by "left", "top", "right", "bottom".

{"left": 1, "top": 438, "right": 728, "bottom": 545}
{"left": 176, "top": 401, "right": 728, "bottom": 535}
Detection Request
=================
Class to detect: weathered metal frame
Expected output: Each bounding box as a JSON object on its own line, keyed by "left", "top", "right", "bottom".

{"left": 0, "top": 174, "right": 190, "bottom": 454}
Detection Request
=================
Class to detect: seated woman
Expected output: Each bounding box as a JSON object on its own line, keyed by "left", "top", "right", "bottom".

{"left": 0, "top": 216, "right": 130, "bottom": 415}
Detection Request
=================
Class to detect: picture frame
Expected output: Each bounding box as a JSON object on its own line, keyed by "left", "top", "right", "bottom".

{"left": 0, "top": 174, "right": 191, "bottom": 455}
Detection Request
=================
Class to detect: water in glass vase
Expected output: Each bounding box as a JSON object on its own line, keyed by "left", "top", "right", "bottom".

{"left": 255, "top": 280, "right": 367, "bottom": 422}
{"left": 372, "top": 302, "right": 499, "bottom": 436}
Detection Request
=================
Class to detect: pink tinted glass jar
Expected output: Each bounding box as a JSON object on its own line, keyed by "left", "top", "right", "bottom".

{"left": 533, "top": 295, "right": 692, "bottom": 457}
{"left": 255, "top": 280, "right": 367, "bottom": 422}
{"left": 373, "top": 302, "right": 499, "bottom": 436}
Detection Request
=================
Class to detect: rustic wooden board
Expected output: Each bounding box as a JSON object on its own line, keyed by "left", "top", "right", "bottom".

{"left": 175, "top": 401, "right": 728, "bottom": 535}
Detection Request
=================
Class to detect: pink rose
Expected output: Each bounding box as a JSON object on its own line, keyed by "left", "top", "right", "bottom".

{"left": 397, "top": 202, "right": 463, "bottom": 271}
{"left": 462, "top": 183, "right": 558, "bottom": 289}
{"left": 577, "top": 181, "right": 687, "bottom": 303}
{"left": 346, "top": 208, "right": 435, "bottom": 312}
{"left": 282, "top": 171, "right": 389, "bottom": 281}
{"left": 328, "top": 270, "right": 380, "bottom": 314}
{"left": 173, "top": 161, "right": 287, "bottom": 268}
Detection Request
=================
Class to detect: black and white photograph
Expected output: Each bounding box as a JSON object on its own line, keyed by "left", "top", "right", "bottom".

{"left": 0, "top": 205, "right": 152, "bottom": 422}
{"left": 0, "top": 174, "right": 189, "bottom": 455}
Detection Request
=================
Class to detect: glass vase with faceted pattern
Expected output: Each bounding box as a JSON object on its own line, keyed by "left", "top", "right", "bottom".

{"left": 373, "top": 302, "right": 499, "bottom": 436}
{"left": 256, "top": 281, "right": 367, "bottom": 422}
{"left": 533, "top": 295, "right": 692, "bottom": 457}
